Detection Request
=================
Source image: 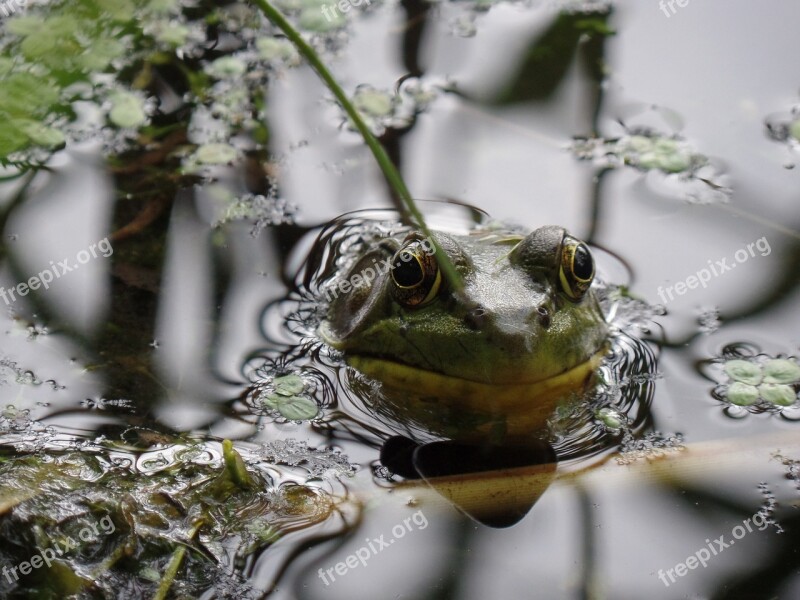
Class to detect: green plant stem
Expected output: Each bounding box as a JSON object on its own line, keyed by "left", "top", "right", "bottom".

{"left": 153, "top": 520, "right": 203, "bottom": 600}
{"left": 250, "top": 0, "right": 463, "bottom": 292}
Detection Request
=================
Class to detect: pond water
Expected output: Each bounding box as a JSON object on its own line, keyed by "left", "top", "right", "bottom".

{"left": 1, "top": 0, "right": 799, "bottom": 598}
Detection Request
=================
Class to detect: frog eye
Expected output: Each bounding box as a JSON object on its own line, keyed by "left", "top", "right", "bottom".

{"left": 390, "top": 240, "right": 441, "bottom": 307}
{"left": 558, "top": 236, "right": 595, "bottom": 301}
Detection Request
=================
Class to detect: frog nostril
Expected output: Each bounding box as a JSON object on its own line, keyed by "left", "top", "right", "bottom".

{"left": 464, "top": 306, "right": 488, "bottom": 330}
{"left": 537, "top": 306, "right": 551, "bottom": 329}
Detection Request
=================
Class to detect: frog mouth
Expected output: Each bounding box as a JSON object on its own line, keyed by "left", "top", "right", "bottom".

{"left": 345, "top": 348, "right": 607, "bottom": 406}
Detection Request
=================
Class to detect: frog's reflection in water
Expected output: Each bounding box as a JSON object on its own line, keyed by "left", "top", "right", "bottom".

{"left": 380, "top": 435, "right": 558, "bottom": 528}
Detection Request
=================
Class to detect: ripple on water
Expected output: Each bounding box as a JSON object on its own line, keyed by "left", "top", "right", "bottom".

{"left": 249, "top": 205, "right": 664, "bottom": 468}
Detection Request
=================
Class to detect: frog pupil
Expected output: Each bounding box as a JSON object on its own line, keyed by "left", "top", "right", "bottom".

{"left": 572, "top": 245, "right": 593, "bottom": 281}
{"left": 393, "top": 256, "right": 424, "bottom": 287}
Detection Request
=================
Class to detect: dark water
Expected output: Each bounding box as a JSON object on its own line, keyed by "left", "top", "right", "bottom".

{"left": 1, "top": 0, "right": 800, "bottom": 598}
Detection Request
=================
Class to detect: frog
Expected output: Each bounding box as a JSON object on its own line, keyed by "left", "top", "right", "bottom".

{"left": 318, "top": 225, "right": 609, "bottom": 441}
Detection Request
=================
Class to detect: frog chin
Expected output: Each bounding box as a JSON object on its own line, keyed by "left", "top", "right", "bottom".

{"left": 345, "top": 349, "right": 607, "bottom": 439}
{"left": 346, "top": 348, "right": 607, "bottom": 401}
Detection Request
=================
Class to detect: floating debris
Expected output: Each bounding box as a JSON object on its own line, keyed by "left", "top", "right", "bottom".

{"left": 755, "top": 481, "right": 784, "bottom": 534}
{"left": 213, "top": 190, "right": 298, "bottom": 236}
{"left": 341, "top": 80, "right": 450, "bottom": 135}
{"left": 594, "top": 406, "right": 627, "bottom": 434}
{"left": 0, "top": 441, "right": 336, "bottom": 598}
{"left": 764, "top": 98, "right": 800, "bottom": 167}
{"left": 258, "top": 438, "right": 356, "bottom": 479}
{"left": 572, "top": 100, "right": 732, "bottom": 204}
{"left": 616, "top": 430, "right": 685, "bottom": 465}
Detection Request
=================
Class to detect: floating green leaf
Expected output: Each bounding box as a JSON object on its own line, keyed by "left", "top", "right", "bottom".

{"left": 246, "top": 520, "right": 281, "bottom": 543}
{"left": 791, "top": 120, "right": 800, "bottom": 142}
{"left": 0, "top": 125, "right": 30, "bottom": 159}
{"left": 0, "top": 73, "right": 60, "bottom": 118}
{"left": 5, "top": 15, "right": 48, "bottom": 37}
{"left": 108, "top": 91, "right": 148, "bottom": 128}
{"left": 724, "top": 360, "right": 763, "bottom": 386}
{"left": 727, "top": 382, "right": 759, "bottom": 406}
{"left": 758, "top": 383, "right": 796, "bottom": 407}
{"left": 93, "top": 0, "right": 137, "bottom": 22}
{"left": 298, "top": 7, "right": 345, "bottom": 32}
{"left": 595, "top": 407, "right": 624, "bottom": 430}
{"left": 353, "top": 88, "right": 395, "bottom": 117}
{"left": 76, "top": 37, "right": 127, "bottom": 71}
{"left": 207, "top": 56, "right": 247, "bottom": 79}
{"left": 15, "top": 120, "right": 66, "bottom": 149}
{"left": 152, "top": 21, "right": 191, "bottom": 46}
{"left": 263, "top": 393, "right": 319, "bottom": 421}
{"left": 192, "top": 143, "right": 238, "bottom": 165}
{"left": 256, "top": 37, "right": 300, "bottom": 64}
{"left": 762, "top": 359, "right": 800, "bottom": 384}
{"left": 273, "top": 374, "right": 305, "bottom": 396}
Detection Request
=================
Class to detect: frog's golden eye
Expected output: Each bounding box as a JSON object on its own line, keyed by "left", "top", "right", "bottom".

{"left": 390, "top": 241, "right": 441, "bottom": 307}
{"left": 558, "top": 236, "right": 595, "bottom": 301}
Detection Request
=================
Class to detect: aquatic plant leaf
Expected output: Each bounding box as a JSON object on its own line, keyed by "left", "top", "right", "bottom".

{"left": 193, "top": 143, "right": 238, "bottom": 165}
{"left": 298, "top": 8, "right": 345, "bottom": 32}
{"left": 0, "top": 73, "right": 60, "bottom": 118}
{"left": 222, "top": 439, "right": 255, "bottom": 489}
{"left": 791, "top": 120, "right": 800, "bottom": 142}
{"left": 273, "top": 374, "right": 305, "bottom": 395}
{"left": 353, "top": 88, "right": 395, "bottom": 117}
{"left": 245, "top": 520, "right": 281, "bottom": 543}
{"left": 146, "top": 0, "right": 181, "bottom": 14}
{"left": 76, "top": 37, "right": 127, "bottom": 71}
{"left": 0, "top": 125, "right": 30, "bottom": 159}
{"left": 108, "top": 91, "right": 148, "bottom": 128}
{"left": 727, "top": 382, "right": 759, "bottom": 406}
{"left": 256, "top": 37, "right": 300, "bottom": 64}
{"left": 91, "top": 0, "right": 137, "bottom": 22}
{"left": 15, "top": 120, "right": 67, "bottom": 149}
{"left": 207, "top": 56, "right": 247, "bottom": 79}
{"left": 724, "top": 359, "right": 763, "bottom": 385}
{"left": 264, "top": 393, "right": 319, "bottom": 420}
{"left": 5, "top": 15, "right": 47, "bottom": 36}
{"left": 758, "top": 384, "right": 796, "bottom": 406}
{"left": 762, "top": 359, "right": 800, "bottom": 384}
{"left": 152, "top": 21, "right": 191, "bottom": 46}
